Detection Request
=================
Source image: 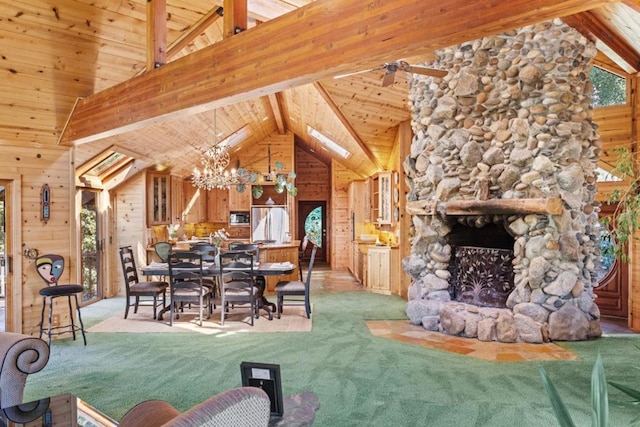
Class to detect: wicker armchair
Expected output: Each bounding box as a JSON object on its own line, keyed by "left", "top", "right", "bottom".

{"left": 0, "top": 332, "right": 50, "bottom": 408}
{"left": 119, "top": 387, "right": 271, "bottom": 427}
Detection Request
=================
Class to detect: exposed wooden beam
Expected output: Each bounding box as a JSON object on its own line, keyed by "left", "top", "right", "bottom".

{"left": 623, "top": 0, "right": 640, "bottom": 14}
{"left": 135, "top": 6, "right": 224, "bottom": 77}
{"left": 313, "top": 82, "right": 382, "bottom": 171}
{"left": 223, "top": 0, "right": 248, "bottom": 37}
{"left": 564, "top": 10, "right": 640, "bottom": 72}
{"left": 146, "top": 0, "right": 167, "bottom": 69}
{"left": 167, "top": 7, "right": 224, "bottom": 58}
{"left": 58, "top": 0, "right": 620, "bottom": 146}
{"left": 268, "top": 93, "right": 286, "bottom": 134}
{"left": 407, "top": 198, "right": 564, "bottom": 216}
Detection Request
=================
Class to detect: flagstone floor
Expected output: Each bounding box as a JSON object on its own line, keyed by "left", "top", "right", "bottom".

{"left": 313, "top": 265, "right": 637, "bottom": 362}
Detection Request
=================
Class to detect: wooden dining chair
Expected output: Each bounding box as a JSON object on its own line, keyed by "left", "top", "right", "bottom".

{"left": 119, "top": 246, "right": 168, "bottom": 320}
{"left": 218, "top": 250, "right": 260, "bottom": 326}
{"left": 298, "top": 235, "right": 312, "bottom": 281}
{"left": 168, "top": 251, "right": 212, "bottom": 327}
{"left": 189, "top": 243, "right": 220, "bottom": 302}
{"left": 275, "top": 246, "right": 317, "bottom": 319}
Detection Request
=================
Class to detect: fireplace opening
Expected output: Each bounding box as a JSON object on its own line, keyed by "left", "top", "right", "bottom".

{"left": 447, "top": 222, "right": 515, "bottom": 308}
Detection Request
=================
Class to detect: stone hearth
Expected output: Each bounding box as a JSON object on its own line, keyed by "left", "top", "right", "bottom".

{"left": 403, "top": 19, "right": 602, "bottom": 343}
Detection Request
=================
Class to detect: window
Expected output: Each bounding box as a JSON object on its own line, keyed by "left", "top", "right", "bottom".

{"left": 590, "top": 66, "right": 627, "bottom": 107}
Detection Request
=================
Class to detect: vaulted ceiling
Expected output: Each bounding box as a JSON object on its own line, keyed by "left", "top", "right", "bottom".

{"left": 2, "top": 0, "right": 640, "bottom": 182}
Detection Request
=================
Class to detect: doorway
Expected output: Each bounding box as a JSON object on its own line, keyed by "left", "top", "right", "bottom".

{"left": 80, "top": 190, "right": 101, "bottom": 304}
{"left": 298, "top": 201, "right": 326, "bottom": 263}
{"left": 0, "top": 184, "right": 5, "bottom": 331}
{"left": 594, "top": 203, "right": 628, "bottom": 318}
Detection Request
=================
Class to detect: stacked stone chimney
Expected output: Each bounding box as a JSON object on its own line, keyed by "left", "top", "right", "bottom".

{"left": 404, "top": 19, "right": 602, "bottom": 343}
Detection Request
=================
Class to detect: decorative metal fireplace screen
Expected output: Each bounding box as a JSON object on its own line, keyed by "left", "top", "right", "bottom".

{"left": 449, "top": 246, "right": 515, "bottom": 308}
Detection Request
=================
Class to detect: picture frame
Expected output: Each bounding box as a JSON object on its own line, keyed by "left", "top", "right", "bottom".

{"left": 240, "top": 361, "right": 284, "bottom": 416}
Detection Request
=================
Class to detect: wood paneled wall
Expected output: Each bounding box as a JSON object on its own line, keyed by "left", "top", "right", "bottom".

{"left": 295, "top": 149, "right": 329, "bottom": 202}
{"left": 626, "top": 73, "right": 640, "bottom": 330}
{"left": 589, "top": 58, "right": 639, "bottom": 330}
{"left": 113, "top": 172, "right": 148, "bottom": 295}
{"left": 0, "top": 144, "right": 74, "bottom": 335}
{"left": 231, "top": 132, "right": 295, "bottom": 179}
{"left": 331, "top": 160, "right": 361, "bottom": 269}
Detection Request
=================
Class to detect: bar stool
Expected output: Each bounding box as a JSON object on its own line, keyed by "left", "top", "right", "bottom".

{"left": 35, "top": 254, "right": 87, "bottom": 345}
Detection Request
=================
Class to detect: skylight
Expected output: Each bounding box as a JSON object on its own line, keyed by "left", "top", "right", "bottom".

{"left": 596, "top": 167, "right": 622, "bottom": 182}
{"left": 307, "top": 126, "right": 350, "bottom": 158}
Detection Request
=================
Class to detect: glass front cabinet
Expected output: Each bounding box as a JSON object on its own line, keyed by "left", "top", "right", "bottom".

{"left": 147, "top": 171, "right": 171, "bottom": 225}
{"left": 372, "top": 171, "right": 392, "bottom": 225}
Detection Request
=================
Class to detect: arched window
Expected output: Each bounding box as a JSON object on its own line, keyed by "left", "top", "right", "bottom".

{"left": 303, "top": 207, "right": 323, "bottom": 248}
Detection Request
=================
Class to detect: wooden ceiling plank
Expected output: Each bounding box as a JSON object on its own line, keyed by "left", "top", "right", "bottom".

{"left": 268, "top": 93, "right": 286, "bottom": 134}
{"left": 313, "top": 82, "right": 382, "bottom": 171}
{"left": 564, "top": 11, "right": 640, "bottom": 72}
{"left": 58, "top": 0, "right": 619, "bottom": 146}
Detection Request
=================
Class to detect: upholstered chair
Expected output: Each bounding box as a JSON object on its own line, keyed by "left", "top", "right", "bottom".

{"left": 119, "top": 387, "right": 271, "bottom": 427}
{"left": 0, "top": 332, "right": 50, "bottom": 408}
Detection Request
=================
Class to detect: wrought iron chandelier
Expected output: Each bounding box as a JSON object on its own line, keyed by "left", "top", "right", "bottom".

{"left": 192, "top": 110, "right": 239, "bottom": 191}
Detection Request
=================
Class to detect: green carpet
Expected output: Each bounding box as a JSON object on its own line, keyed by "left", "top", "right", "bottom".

{"left": 23, "top": 291, "right": 640, "bottom": 426}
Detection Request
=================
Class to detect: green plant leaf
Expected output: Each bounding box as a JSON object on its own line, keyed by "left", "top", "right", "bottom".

{"left": 252, "top": 185, "right": 263, "bottom": 199}
{"left": 591, "top": 353, "right": 608, "bottom": 427}
{"left": 609, "top": 382, "right": 640, "bottom": 402}
{"left": 540, "top": 366, "right": 576, "bottom": 427}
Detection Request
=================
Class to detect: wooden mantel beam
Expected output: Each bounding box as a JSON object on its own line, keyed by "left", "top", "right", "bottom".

{"left": 406, "top": 198, "right": 564, "bottom": 216}
{"left": 58, "top": 0, "right": 619, "bottom": 146}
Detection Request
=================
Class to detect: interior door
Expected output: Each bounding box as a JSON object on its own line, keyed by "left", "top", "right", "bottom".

{"left": 0, "top": 184, "right": 5, "bottom": 331}
{"left": 594, "top": 203, "right": 628, "bottom": 318}
{"left": 297, "top": 201, "right": 326, "bottom": 262}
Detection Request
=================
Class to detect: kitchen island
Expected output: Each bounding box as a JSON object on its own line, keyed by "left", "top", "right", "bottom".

{"left": 254, "top": 241, "right": 300, "bottom": 293}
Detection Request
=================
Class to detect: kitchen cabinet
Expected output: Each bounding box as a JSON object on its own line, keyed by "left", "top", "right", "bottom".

{"left": 170, "top": 176, "right": 184, "bottom": 224}
{"left": 229, "top": 188, "right": 251, "bottom": 211}
{"left": 371, "top": 172, "right": 392, "bottom": 225}
{"left": 350, "top": 242, "right": 364, "bottom": 283}
{"left": 349, "top": 180, "right": 370, "bottom": 232}
{"left": 182, "top": 182, "right": 207, "bottom": 223}
{"left": 147, "top": 171, "right": 172, "bottom": 225}
{"left": 365, "top": 246, "right": 399, "bottom": 294}
{"left": 251, "top": 184, "right": 287, "bottom": 206}
{"left": 207, "top": 189, "right": 228, "bottom": 222}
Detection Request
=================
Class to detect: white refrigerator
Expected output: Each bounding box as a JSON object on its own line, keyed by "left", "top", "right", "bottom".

{"left": 251, "top": 206, "right": 290, "bottom": 244}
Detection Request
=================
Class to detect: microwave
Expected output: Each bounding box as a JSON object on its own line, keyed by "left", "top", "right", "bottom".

{"left": 230, "top": 212, "right": 250, "bottom": 225}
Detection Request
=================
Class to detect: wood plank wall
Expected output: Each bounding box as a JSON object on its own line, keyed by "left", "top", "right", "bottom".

{"left": 0, "top": 144, "right": 73, "bottom": 335}
{"left": 295, "top": 149, "right": 329, "bottom": 202}
{"left": 627, "top": 74, "right": 640, "bottom": 330}
{"left": 231, "top": 132, "right": 294, "bottom": 178}
{"left": 590, "top": 58, "right": 639, "bottom": 330}
{"left": 331, "top": 160, "right": 361, "bottom": 269}
{"left": 113, "top": 172, "right": 148, "bottom": 296}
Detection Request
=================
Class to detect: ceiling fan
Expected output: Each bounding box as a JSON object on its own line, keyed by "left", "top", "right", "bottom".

{"left": 335, "top": 60, "right": 447, "bottom": 86}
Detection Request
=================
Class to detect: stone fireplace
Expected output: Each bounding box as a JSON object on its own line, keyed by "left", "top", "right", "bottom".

{"left": 403, "top": 19, "right": 602, "bottom": 343}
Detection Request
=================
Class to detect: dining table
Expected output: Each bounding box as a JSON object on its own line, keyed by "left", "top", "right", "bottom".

{"left": 140, "top": 260, "right": 296, "bottom": 321}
